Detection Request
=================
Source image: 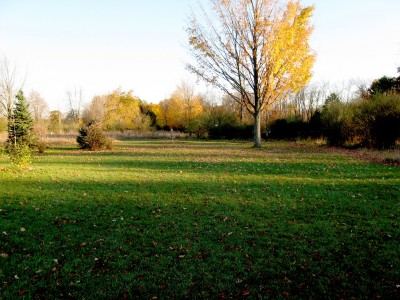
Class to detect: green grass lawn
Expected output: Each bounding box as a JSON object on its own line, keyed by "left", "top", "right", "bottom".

{"left": 0, "top": 140, "right": 399, "bottom": 299}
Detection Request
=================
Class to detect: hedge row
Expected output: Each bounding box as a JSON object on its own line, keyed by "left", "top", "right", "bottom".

{"left": 269, "top": 94, "right": 400, "bottom": 149}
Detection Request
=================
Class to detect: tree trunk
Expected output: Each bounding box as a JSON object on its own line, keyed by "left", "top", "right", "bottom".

{"left": 253, "top": 110, "right": 262, "bottom": 148}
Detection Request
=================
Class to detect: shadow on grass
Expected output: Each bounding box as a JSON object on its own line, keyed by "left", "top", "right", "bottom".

{"left": 1, "top": 175, "right": 399, "bottom": 299}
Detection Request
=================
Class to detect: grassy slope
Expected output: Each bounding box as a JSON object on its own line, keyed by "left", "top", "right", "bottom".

{"left": 0, "top": 141, "right": 399, "bottom": 299}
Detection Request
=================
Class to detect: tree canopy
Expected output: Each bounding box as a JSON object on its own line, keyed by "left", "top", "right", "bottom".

{"left": 187, "top": 0, "right": 315, "bottom": 147}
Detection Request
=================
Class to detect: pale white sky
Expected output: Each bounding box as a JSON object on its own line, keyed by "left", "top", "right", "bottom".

{"left": 1, "top": 0, "right": 399, "bottom": 111}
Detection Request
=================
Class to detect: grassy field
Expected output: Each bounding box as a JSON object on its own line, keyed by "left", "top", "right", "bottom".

{"left": 0, "top": 140, "right": 399, "bottom": 299}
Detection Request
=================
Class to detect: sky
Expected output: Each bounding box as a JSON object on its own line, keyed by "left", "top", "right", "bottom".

{"left": 0, "top": 0, "right": 399, "bottom": 111}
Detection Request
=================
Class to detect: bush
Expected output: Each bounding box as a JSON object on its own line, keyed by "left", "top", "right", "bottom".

{"left": 269, "top": 118, "right": 309, "bottom": 140}
{"left": 319, "top": 93, "right": 400, "bottom": 149}
{"left": 198, "top": 108, "right": 241, "bottom": 138}
{"left": 36, "top": 141, "right": 47, "bottom": 154}
{"left": 208, "top": 124, "right": 253, "bottom": 140}
{"left": 31, "top": 122, "right": 48, "bottom": 153}
{"left": 320, "top": 100, "right": 356, "bottom": 147}
{"left": 267, "top": 113, "right": 324, "bottom": 141}
{"left": 353, "top": 94, "right": 400, "bottom": 149}
{"left": 8, "top": 143, "right": 32, "bottom": 167}
{"left": 308, "top": 111, "right": 324, "bottom": 139}
{"left": 77, "top": 122, "right": 112, "bottom": 150}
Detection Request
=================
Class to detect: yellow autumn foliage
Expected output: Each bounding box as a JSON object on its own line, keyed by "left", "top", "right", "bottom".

{"left": 188, "top": 0, "right": 315, "bottom": 146}
{"left": 154, "top": 82, "right": 204, "bottom": 133}
{"left": 104, "top": 89, "right": 149, "bottom": 131}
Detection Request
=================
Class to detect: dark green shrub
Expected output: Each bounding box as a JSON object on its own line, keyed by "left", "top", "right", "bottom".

{"left": 198, "top": 108, "right": 240, "bottom": 138}
{"left": 8, "top": 143, "right": 32, "bottom": 167}
{"left": 353, "top": 94, "right": 400, "bottom": 149}
{"left": 320, "top": 100, "right": 356, "bottom": 147}
{"left": 269, "top": 118, "right": 309, "bottom": 140}
{"left": 77, "top": 122, "right": 112, "bottom": 150}
{"left": 308, "top": 110, "right": 323, "bottom": 138}
{"left": 208, "top": 124, "right": 253, "bottom": 140}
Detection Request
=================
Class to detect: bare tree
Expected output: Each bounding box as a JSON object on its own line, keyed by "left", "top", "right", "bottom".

{"left": 28, "top": 90, "right": 49, "bottom": 122}
{"left": 222, "top": 93, "right": 253, "bottom": 124}
{"left": 65, "top": 87, "right": 83, "bottom": 123}
{"left": 82, "top": 95, "right": 107, "bottom": 124}
{"left": 0, "top": 57, "right": 22, "bottom": 120}
{"left": 187, "top": 0, "right": 315, "bottom": 147}
{"left": 288, "top": 82, "right": 328, "bottom": 121}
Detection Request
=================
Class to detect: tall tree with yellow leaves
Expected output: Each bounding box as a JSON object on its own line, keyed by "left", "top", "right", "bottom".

{"left": 187, "top": 0, "right": 315, "bottom": 147}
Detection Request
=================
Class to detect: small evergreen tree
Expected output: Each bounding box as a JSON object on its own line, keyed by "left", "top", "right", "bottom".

{"left": 8, "top": 90, "right": 33, "bottom": 146}
{"left": 77, "top": 122, "right": 112, "bottom": 151}
{"left": 7, "top": 90, "right": 34, "bottom": 167}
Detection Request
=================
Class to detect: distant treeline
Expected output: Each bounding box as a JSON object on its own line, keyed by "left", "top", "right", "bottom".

{"left": 1, "top": 76, "right": 399, "bottom": 150}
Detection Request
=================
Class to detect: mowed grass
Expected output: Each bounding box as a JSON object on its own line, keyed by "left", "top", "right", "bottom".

{"left": 0, "top": 140, "right": 399, "bottom": 299}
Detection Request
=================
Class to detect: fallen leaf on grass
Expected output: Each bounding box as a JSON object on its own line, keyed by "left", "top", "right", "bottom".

{"left": 242, "top": 289, "right": 251, "bottom": 296}
{"left": 225, "top": 247, "right": 242, "bottom": 251}
{"left": 1, "top": 253, "right": 8, "bottom": 258}
{"left": 220, "top": 232, "right": 233, "bottom": 238}
{"left": 284, "top": 277, "right": 292, "bottom": 284}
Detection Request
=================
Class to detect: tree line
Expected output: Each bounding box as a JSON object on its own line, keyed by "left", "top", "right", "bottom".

{"left": 268, "top": 74, "right": 400, "bottom": 149}
{"left": 1, "top": 62, "right": 399, "bottom": 152}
